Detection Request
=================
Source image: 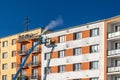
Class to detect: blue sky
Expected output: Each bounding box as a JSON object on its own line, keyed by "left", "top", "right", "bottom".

{"left": 0, "top": 0, "right": 120, "bottom": 37}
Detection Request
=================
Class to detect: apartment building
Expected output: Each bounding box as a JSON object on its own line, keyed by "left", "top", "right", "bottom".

{"left": 16, "top": 28, "right": 43, "bottom": 80}
{"left": 0, "top": 35, "right": 18, "bottom": 80}
{"left": 0, "top": 28, "right": 42, "bottom": 80}
{"left": 41, "top": 16, "right": 120, "bottom": 80}
{"left": 0, "top": 15, "right": 120, "bottom": 80}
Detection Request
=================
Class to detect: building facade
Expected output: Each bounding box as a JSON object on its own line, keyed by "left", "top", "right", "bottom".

{"left": 42, "top": 16, "right": 120, "bottom": 80}
{"left": 0, "top": 35, "right": 18, "bottom": 80}
{"left": 16, "top": 29, "right": 42, "bottom": 80}
{"left": 0, "top": 15, "right": 120, "bottom": 80}
{"left": 42, "top": 21, "right": 105, "bottom": 80}
{"left": 0, "top": 28, "right": 42, "bottom": 80}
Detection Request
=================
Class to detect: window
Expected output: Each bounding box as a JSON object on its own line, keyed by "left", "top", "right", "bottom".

{"left": 90, "top": 77, "right": 99, "bottom": 80}
{"left": 74, "top": 47, "right": 82, "bottom": 55}
{"left": 115, "top": 60, "right": 120, "bottom": 67}
{"left": 2, "top": 64, "right": 7, "bottom": 70}
{"left": 90, "top": 44, "right": 99, "bottom": 53}
{"left": 22, "top": 57, "right": 25, "bottom": 62}
{"left": 115, "top": 42, "right": 120, "bottom": 49}
{"left": 91, "top": 28, "right": 99, "bottom": 37}
{"left": 12, "top": 74, "right": 15, "bottom": 80}
{"left": 44, "top": 67, "right": 51, "bottom": 74}
{"left": 32, "top": 55, "right": 38, "bottom": 63}
{"left": 73, "top": 63, "right": 81, "bottom": 71}
{"left": 12, "top": 51, "right": 16, "bottom": 57}
{"left": 2, "top": 75, "right": 7, "bottom": 80}
{"left": 45, "top": 52, "right": 51, "bottom": 60}
{"left": 73, "top": 79, "right": 81, "bottom": 80}
{"left": 74, "top": 32, "right": 82, "bottom": 40}
{"left": 115, "top": 77, "right": 120, "bottom": 80}
{"left": 2, "top": 52, "right": 8, "bottom": 59}
{"left": 115, "top": 25, "right": 120, "bottom": 32}
{"left": 90, "top": 61, "right": 99, "bottom": 69}
{"left": 21, "top": 70, "right": 26, "bottom": 76}
{"left": 3, "top": 41, "right": 8, "bottom": 47}
{"left": 11, "top": 62, "right": 16, "bottom": 68}
{"left": 12, "top": 39, "right": 16, "bottom": 45}
{"left": 33, "top": 41, "right": 39, "bottom": 51}
{"left": 21, "top": 44, "right": 27, "bottom": 52}
{"left": 59, "top": 50, "right": 65, "bottom": 58}
{"left": 59, "top": 35, "right": 66, "bottom": 43}
{"left": 32, "top": 68, "right": 38, "bottom": 76}
{"left": 58, "top": 65, "right": 66, "bottom": 73}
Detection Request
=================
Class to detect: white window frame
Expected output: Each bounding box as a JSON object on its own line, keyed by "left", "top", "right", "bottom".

{"left": 32, "top": 68, "right": 38, "bottom": 76}
{"left": 12, "top": 74, "right": 15, "bottom": 80}
{"left": 21, "top": 44, "right": 27, "bottom": 52}
{"left": 91, "top": 28, "right": 99, "bottom": 37}
{"left": 115, "top": 77, "right": 120, "bottom": 80}
{"left": 3, "top": 41, "right": 8, "bottom": 47}
{"left": 74, "top": 63, "right": 81, "bottom": 71}
{"left": 115, "top": 42, "right": 120, "bottom": 49}
{"left": 91, "top": 61, "right": 99, "bottom": 69}
{"left": 2, "top": 63, "right": 7, "bottom": 70}
{"left": 115, "top": 60, "right": 120, "bottom": 67}
{"left": 91, "top": 44, "right": 99, "bottom": 53}
{"left": 59, "top": 65, "right": 66, "bottom": 73}
{"left": 12, "top": 39, "right": 16, "bottom": 45}
{"left": 115, "top": 24, "right": 120, "bottom": 32}
{"left": 3, "top": 52, "right": 8, "bottom": 59}
{"left": 12, "top": 51, "right": 16, "bottom": 57}
{"left": 11, "top": 62, "right": 16, "bottom": 68}
{"left": 33, "top": 41, "right": 39, "bottom": 51}
{"left": 59, "top": 35, "right": 66, "bottom": 43}
{"left": 59, "top": 50, "right": 65, "bottom": 58}
{"left": 74, "top": 47, "right": 82, "bottom": 55}
{"left": 74, "top": 32, "right": 82, "bottom": 40}
{"left": 22, "top": 57, "right": 25, "bottom": 63}
{"left": 91, "top": 77, "right": 99, "bottom": 80}
{"left": 32, "top": 55, "right": 38, "bottom": 62}
{"left": 2, "top": 75, "right": 7, "bottom": 80}
{"left": 21, "top": 70, "right": 26, "bottom": 76}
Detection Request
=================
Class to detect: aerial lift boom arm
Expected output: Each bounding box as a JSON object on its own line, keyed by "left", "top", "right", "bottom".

{"left": 13, "top": 36, "right": 43, "bottom": 80}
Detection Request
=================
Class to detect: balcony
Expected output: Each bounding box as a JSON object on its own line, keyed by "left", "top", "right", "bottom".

{"left": 32, "top": 48, "right": 40, "bottom": 54}
{"left": 18, "top": 50, "right": 28, "bottom": 56}
{"left": 30, "top": 75, "right": 40, "bottom": 80}
{"left": 30, "top": 61, "right": 41, "bottom": 67}
{"left": 108, "top": 66, "right": 120, "bottom": 75}
{"left": 108, "top": 31, "right": 120, "bottom": 40}
{"left": 17, "top": 63, "right": 28, "bottom": 68}
{"left": 18, "top": 76, "right": 28, "bottom": 80}
{"left": 108, "top": 49, "right": 120, "bottom": 58}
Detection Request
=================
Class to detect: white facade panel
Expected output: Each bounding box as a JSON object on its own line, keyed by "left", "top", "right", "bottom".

{"left": 46, "top": 70, "right": 99, "bottom": 80}
{"left": 41, "top": 21, "right": 105, "bottom": 80}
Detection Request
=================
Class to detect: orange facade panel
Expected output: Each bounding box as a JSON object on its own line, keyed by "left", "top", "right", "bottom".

{"left": 66, "top": 33, "right": 74, "bottom": 41}
{"left": 82, "top": 46, "right": 90, "bottom": 54}
{"left": 66, "top": 49, "right": 73, "bottom": 56}
{"left": 52, "top": 51, "right": 58, "bottom": 59}
{"left": 82, "top": 78, "right": 90, "bottom": 80}
{"left": 52, "top": 36, "right": 59, "bottom": 43}
{"left": 16, "top": 39, "right": 42, "bottom": 78}
{"left": 82, "top": 30, "right": 90, "bottom": 38}
{"left": 51, "top": 66, "right": 58, "bottom": 73}
{"left": 82, "top": 62, "right": 90, "bottom": 70}
{"left": 66, "top": 64, "right": 73, "bottom": 72}
{"left": 16, "top": 42, "right": 21, "bottom": 64}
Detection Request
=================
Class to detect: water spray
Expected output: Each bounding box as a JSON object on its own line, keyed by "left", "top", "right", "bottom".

{"left": 42, "top": 16, "right": 63, "bottom": 35}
